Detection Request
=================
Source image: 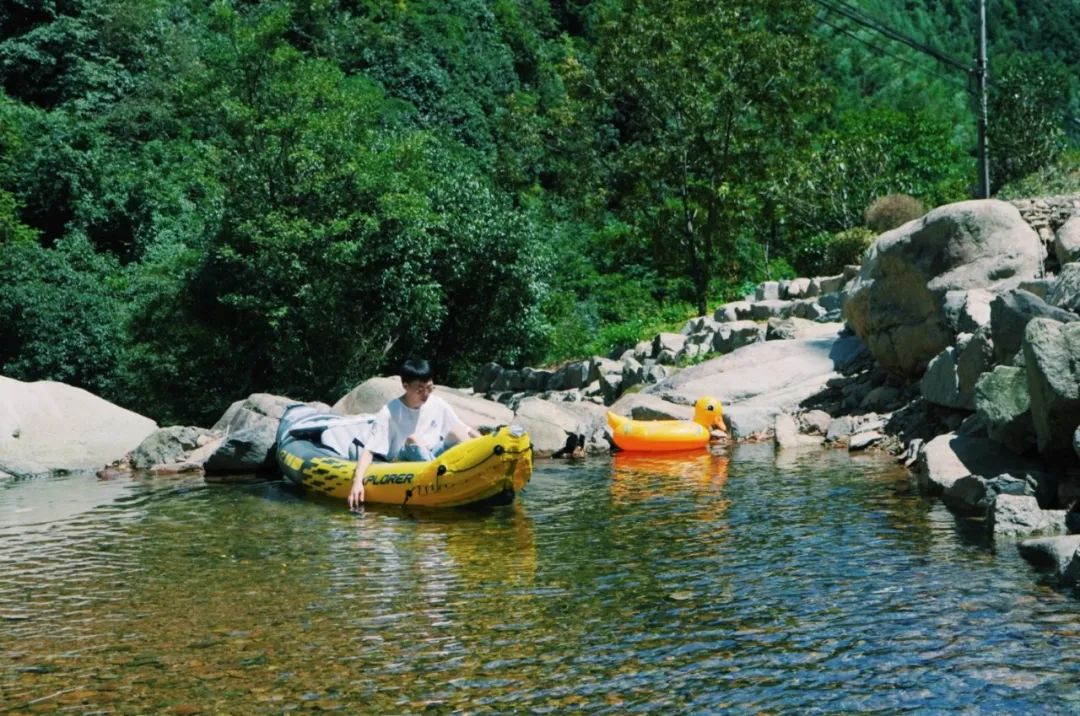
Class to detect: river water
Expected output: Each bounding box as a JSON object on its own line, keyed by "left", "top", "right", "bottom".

{"left": 2, "top": 443, "right": 1078, "bottom": 714}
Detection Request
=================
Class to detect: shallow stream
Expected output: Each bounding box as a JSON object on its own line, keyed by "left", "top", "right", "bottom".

{"left": 2, "top": 444, "right": 1078, "bottom": 713}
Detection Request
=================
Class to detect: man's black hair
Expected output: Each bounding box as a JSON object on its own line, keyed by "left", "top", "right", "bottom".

{"left": 400, "top": 358, "right": 433, "bottom": 382}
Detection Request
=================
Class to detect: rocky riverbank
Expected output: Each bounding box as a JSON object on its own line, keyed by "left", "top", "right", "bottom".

{"left": 3, "top": 197, "right": 1079, "bottom": 587}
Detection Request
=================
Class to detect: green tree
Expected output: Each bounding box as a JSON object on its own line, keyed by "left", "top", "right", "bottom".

{"left": 988, "top": 53, "right": 1070, "bottom": 193}
{"left": 595, "top": 0, "right": 822, "bottom": 315}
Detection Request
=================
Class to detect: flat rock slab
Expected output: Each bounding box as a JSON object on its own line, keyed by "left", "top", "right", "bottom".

{"left": 0, "top": 376, "right": 157, "bottom": 476}
{"left": 646, "top": 323, "right": 865, "bottom": 411}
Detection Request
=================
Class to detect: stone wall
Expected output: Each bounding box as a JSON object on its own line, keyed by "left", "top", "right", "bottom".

{"left": 1010, "top": 194, "right": 1080, "bottom": 252}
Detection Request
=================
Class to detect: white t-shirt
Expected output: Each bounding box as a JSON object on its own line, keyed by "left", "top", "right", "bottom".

{"left": 364, "top": 394, "right": 468, "bottom": 460}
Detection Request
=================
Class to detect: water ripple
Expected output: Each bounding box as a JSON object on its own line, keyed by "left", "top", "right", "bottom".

{"left": 2, "top": 446, "right": 1080, "bottom": 713}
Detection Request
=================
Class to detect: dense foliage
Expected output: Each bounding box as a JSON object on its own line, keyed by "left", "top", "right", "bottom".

{"left": 0, "top": 0, "right": 1076, "bottom": 423}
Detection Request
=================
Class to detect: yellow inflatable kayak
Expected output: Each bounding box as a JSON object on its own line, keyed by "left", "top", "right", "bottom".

{"left": 607, "top": 396, "right": 726, "bottom": 452}
{"left": 276, "top": 406, "right": 532, "bottom": 507}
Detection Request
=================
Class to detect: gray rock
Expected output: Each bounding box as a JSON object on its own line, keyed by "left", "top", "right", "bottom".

{"left": 204, "top": 427, "right": 279, "bottom": 475}
{"left": 944, "top": 473, "right": 1038, "bottom": 514}
{"left": 681, "top": 316, "right": 719, "bottom": 336}
{"left": 826, "top": 415, "right": 858, "bottom": 442}
{"left": 943, "top": 288, "right": 995, "bottom": 334}
{"left": 1023, "top": 318, "right": 1080, "bottom": 462}
{"left": 750, "top": 300, "right": 795, "bottom": 320}
{"left": 649, "top": 324, "right": 862, "bottom": 428}
{"left": 522, "top": 367, "right": 553, "bottom": 393}
{"left": 513, "top": 396, "right": 606, "bottom": 457}
{"left": 956, "top": 327, "right": 993, "bottom": 410}
{"left": 756, "top": 281, "right": 781, "bottom": 301}
{"left": 792, "top": 299, "right": 829, "bottom": 320}
{"left": 860, "top": 385, "right": 901, "bottom": 412}
{"left": 848, "top": 431, "right": 884, "bottom": 451}
{"left": 844, "top": 200, "right": 1044, "bottom": 378}
{"left": 990, "top": 289, "right": 1078, "bottom": 366}
{"left": 473, "top": 362, "right": 503, "bottom": 394}
{"left": 711, "top": 321, "right": 765, "bottom": 354}
{"left": 990, "top": 494, "right": 1066, "bottom": 537}
{"left": 1018, "top": 278, "right": 1055, "bottom": 300}
{"left": 974, "top": 366, "right": 1036, "bottom": 455}
{"left": 766, "top": 317, "right": 798, "bottom": 341}
{"left": 1075, "top": 425, "right": 1080, "bottom": 461}
{"left": 916, "top": 432, "right": 1044, "bottom": 496}
{"left": 799, "top": 410, "right": 833, "bottom": 435}
{"left": 491, "top": 369, "right": 523, "bottom": 392}
{"left": 1018, "top": 535, "right": 1080, "bottom": 585}
{"left": 633, "top": 340, "right": 653, "bottom": 362}
{"left": 610, "top": 393, "right": 693, "bottom": 421}
{"left": 921, "top": 347, "right": 963, "bottom": 409}
{"left": 548, "top": 361, "right": 591, "bottom": 391}
{"left": 1047, "top": 262, "right": 1080, "bottom": 314}
{"left": 774, "top": 413, "right": 822, "bottom": 448}
{"left": 817, "top": 292, "right": 843, "bottom": 313}
{"left": 724, "top": 405, "right": 778, "bottom": 438}
{"left": 599, "top": 371, "right": 624, "bottom": 404}
{"left": 131, "top": 426, "right": 217, "bottom": 470}
{"left": 784, "top": 277, "right": 813, "bottom": 299}
{"left": 1055, "top": 215, "right": 1080, "bottom": 266}
{"left": 714, "top": 301, "right": 753, "bottom": 322}
{"left": 817, "top": 274, "right": 847, "bottom": 294}
{"left": 652, "top": 332, "right": 686, "bottom": 358}
{"left": 215, "top": 393, "right": 298, "bottom": 433}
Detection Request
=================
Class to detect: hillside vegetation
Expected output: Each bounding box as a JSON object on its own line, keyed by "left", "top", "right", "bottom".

{"left": 0, "top": 0, "right": 1077, "bottom": 424}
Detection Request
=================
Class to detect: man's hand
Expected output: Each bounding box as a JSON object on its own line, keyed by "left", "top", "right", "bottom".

{"left": 348, "top": 449, "right": 375, "bottom": 510}
{"left": 347, "top": 476, "right": 365, "bottom": 510}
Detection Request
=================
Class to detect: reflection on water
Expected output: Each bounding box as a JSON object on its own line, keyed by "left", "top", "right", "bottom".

{"left": 2, "top": 444, "right": 1080, "bottom": 713}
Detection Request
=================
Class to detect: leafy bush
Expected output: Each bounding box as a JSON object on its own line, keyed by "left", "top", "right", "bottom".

{"left": 791, "top": 231, "right": 832, "bottom": 278}
{"left": 996, "top": 148, "right": 1080, "bottom": 199}
{"left": 827, "top": 228, "right": 875, "bottom": 273}
{"left": 864, "top": 194, "right": 925, "bottom": 234}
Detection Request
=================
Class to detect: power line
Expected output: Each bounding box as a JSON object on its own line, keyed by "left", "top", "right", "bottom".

{"left": 813, "top": 12, "right": 971, "bottom": 92}
{"left": 811, "top": 0, "right": 972, "bottom": 75}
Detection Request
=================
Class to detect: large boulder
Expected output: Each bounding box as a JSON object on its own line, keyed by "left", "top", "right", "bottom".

{"left": 206, "top": 393, "right": 308, "bottom": 475}
{"left": 1023, "top": 318, "right": 1080, "bottom": 463}
{"left": 844, "top": 200, "right": 1044, "bottom": 378}
{"left": 0, "top": 376, "right": 157, "bottom": 476}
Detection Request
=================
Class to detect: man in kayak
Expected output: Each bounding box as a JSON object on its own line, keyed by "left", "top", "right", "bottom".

{"left": 347, "top": 358, "right": 478, "bottom": 508}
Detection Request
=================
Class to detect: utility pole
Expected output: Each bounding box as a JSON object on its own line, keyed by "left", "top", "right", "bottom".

{"left": 975, "top": 0, "right": 990, "bottom": 198}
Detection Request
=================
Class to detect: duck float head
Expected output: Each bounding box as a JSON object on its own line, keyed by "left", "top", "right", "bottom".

{"left": 607, "top": 395, "right": 726, "bottom": 452}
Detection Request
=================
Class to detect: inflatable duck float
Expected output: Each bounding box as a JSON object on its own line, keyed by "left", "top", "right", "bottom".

{"left": 606, "top": 396, "right": 726, "bottom": 452}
